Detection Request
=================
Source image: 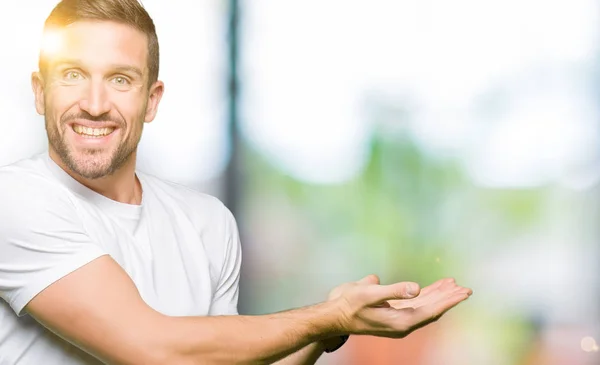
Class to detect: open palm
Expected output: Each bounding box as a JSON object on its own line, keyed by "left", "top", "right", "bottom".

{"left": 327, "top": 275, "right": 472, "bottom": 338}
{"left": 384, "top": 278, "right": 472, "bottom": 334}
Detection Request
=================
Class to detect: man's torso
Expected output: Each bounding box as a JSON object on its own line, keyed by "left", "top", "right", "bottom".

{"left": 0, "top": 154, "right": 240, "bottom": 364}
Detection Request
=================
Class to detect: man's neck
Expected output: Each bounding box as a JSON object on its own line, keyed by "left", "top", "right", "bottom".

{"left": 49, "top": 151, "right": 142, "bottom": 205}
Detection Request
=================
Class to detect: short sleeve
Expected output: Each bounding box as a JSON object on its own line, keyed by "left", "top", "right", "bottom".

{"left": 0, "top": 172, "right": 106, "bottom": 316}
{"left": 209, "top": 206, "right": 242, "bottom": 316}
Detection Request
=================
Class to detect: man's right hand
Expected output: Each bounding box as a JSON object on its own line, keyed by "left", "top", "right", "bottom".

{"left": 327, "top": 274, "right": 472, "bottom": 338}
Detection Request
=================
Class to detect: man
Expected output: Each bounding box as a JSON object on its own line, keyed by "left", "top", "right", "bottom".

{"left": 0, "top": 0, "right": 472, "bottom": 364}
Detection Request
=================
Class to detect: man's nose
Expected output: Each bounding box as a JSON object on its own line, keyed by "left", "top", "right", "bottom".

{"left": 78, "top": 79, "right": 111, "bottom": 117}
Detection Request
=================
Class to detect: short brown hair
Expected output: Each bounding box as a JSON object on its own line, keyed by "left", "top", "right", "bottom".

{"left": 40, "top": 0, "right": 160, "bottom": 85}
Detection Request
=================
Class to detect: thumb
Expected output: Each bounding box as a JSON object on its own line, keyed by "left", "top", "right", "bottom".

{"left": 367, "top": 281, "right": 420, "bottom": 304}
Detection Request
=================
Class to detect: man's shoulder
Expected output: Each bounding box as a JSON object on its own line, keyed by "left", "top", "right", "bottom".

{"left": 0, "top": 155, "right": 77, "bottom": 226}
{"left": 0, "top": 154, "right": 63, "bottom": 194}
{"left": 139, "top": 172, "right": 231, "bottom": 218}
{"left": 0, "top": 154, "right": 46, "bottom": 173}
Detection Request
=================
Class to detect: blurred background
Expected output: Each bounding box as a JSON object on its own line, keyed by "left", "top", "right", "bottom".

{"left": 2, "top": 1, "right": 600, "bottom": 364}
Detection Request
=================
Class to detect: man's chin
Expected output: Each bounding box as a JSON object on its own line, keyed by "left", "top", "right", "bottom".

{"left": 65, "top": 153, "right": 116, "bottom": 180}
{"left": 53, "top": 139, "right": 134, "bottom": 180}
{"left": 70, "top": 164, "right": 114, "bottom": 180}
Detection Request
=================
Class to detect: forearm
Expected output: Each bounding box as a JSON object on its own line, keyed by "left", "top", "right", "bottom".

{"left": 271, "top": 342, "right": 325, "bottom": 365}
{"left": 159, "top": 302, "right": 342, "bottom": 365}
{"left": 271, "top": 335, "right": 351, "bottom": 365}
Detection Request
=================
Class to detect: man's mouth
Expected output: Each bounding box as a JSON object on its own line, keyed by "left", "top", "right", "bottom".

{"left": 72, "top": 124, "right": 116, "bottom": 138}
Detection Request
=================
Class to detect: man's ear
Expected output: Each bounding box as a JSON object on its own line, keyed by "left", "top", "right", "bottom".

{"left": 31, "top": 72, "right": 46, "bottom": 115}
{"left": 144, "top": 80, "right": 164, "bottom": 123}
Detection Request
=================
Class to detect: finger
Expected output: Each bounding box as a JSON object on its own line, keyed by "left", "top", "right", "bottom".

{"left": 390, "top": 288, "right": 445, "bottom": 309}
{"left": 396, "top": 279, "right": 456, "bottom": 304}
{"left": 440, "top": 283, "right": 473, "bottom": 301}
{"left": 387, "top": 279, "right": 448, "bottom": 308}
{"left": 437, "top": 277, "right": 457, "bottom": 290}
{"left": 390, "top": 280, "right": 472, "bottom": 308}
{"left": 416, "top": 283, "right": 469, "bottom": 307}
{"left": 363, "top": 288, "right": 470, "bottom": 337}
{"left": 418, "top": 291, "right": 470, "bottom": 323}
{"left": 433, "top": 292, "right": 470, "bottom": 321}
{"left": 358, "top": 274, "right": 380, "bottom": 285}
{"left": 416, "top": 277, "right": 459, "bottom": 298}
{"left": 439, "top": 279, "right": 473, "bottom": 296}
{"left": 366, "top": 281, "right": 421, "bottom": 304}
{"left": 453, "top": 286, "right": 472, "bottom": 296}
{"left": 392, "top": 283, "right": 470, "bottom": 312}
{"left": 425, "top": 279, "right": 469, "bottom": 299}
{"left": 413, "top": 278, "right": 447, "bottom": 297}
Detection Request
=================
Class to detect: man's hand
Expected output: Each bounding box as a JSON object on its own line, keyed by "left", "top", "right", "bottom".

{"left": 327, "top": 274, "right": 472, "bottom": 338}
{"left": 385, "top": 277, "right": 470, "bottom": 334}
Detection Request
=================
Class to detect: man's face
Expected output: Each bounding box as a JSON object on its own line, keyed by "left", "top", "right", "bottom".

{"left": 33, "top": 21, "right": 163, "bottom": 179}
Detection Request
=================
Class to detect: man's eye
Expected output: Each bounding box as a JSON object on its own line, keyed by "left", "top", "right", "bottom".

{"left": 112, "top": 77, "right": 129, "bottom": 85}
{"left": 64, "top": 71, "right": 82, "bottom": 80}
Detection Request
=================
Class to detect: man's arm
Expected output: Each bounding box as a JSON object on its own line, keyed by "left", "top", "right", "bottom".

{"left": 26, "top": 255, "right": 471, "bottom": 365}
{"left": 27, "top": 255, "right": 338, "bottom": 365}
{"left": 270, "top": 275, "right": 461, "bottom": 365}
{"left": 270, "top": 343, "right": 327, "bottom": 365}
{"left": 271, "top": 337, "right": 351, "bottom": 365}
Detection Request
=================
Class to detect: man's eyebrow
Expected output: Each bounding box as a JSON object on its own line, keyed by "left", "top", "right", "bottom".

{"left": 110, "top": 65, "right": 144, "bottom": 79}
{"left": 49, "top": 58, "right": 83, "bottom": 68}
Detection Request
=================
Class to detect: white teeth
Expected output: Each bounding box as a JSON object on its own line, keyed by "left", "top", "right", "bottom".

{"left": 73, "top": 125, "right": 115, "bottom": 137}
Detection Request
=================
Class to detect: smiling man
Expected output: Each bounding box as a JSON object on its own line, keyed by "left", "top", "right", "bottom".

{"left": 36, "top": 7, "right": 162, "bottom": 197}
{"left": 0, "top": 1, "right": 472, "bottom": 364}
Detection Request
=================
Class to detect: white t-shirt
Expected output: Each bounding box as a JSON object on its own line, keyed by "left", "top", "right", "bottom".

{"left": 0, "top": 153, "right": 242, "bottom": 365}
